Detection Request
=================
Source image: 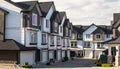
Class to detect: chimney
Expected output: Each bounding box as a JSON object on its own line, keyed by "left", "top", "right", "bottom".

{"left": 113, "top": 13, "right": 120, "bottom": 23}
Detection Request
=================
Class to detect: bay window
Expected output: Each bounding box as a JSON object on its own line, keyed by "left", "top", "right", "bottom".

{"left": 30, "top": 32, "right": 37, "bottom": 43}
{"left": 42, "top": 34, "right": 46, "bottom": 44}
{"left": 51, "top": 36, "right": 54, "bottom": 45}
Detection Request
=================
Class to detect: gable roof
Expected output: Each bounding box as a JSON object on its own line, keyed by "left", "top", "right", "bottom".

{"left": 73, "top": 25, "right": 89, "bottom": 34}
{"left": 15, "top": 1, "right": 37, "bottom": 11}
{"left": 39, "top": 1, "right": 54, "bottom": 17}
{"left": 50, "top": 11, "right": 60, "bottom": 24}
{"left": 0, "top": 8, "right": 9, "bottom": 14}
{"left": 0, "top": 39, "right": 37, "bottom": 51}
{"left": 103, "top": 37, "right": 120, "bottom": 44}
{"left": 92, "top": 25, "right": 112, "bottom": 34}
{"left": 59, "top": 12, "right": 65, "bottom": 23}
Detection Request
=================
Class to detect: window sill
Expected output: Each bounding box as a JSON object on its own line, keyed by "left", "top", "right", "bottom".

{"left": 50, "top": 45, "right": 55, "bottom": 46}
{"left": 30, "top": 43, "right": 37, "bottom": 45}
{"left": 41, "top": 43, "right": 47, "bottom": 45}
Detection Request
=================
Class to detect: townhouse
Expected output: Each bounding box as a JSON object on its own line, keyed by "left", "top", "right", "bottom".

{"left": 71, "top": 24, "right": 113, "bottom": 58}
{"left": 104, "top": 13, "right": 120, "bottom": 66}
{"left": 0, "top": 0, "right": 72, "bottom": 65}
{"left": 0, "top": 0, "right": 42, "bottom": 65}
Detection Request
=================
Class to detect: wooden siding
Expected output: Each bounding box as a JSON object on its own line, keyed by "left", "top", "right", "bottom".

{"left": 0, "top": 10, "right": 5, "bottom": 41}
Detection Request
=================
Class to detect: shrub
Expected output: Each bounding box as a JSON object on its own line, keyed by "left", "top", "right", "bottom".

{"left": 22, "top": 65, "right": 32, "bottom": 68}
{"left": 22, "top": 62, "right": 32, "bottom": 68}
{"left": 101, "top": 64, "right": 113, "bottom": 67}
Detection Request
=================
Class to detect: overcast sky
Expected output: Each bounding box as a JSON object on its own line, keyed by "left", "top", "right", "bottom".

{"left": 12, "top": 0, "right": 120, "bottom": 25}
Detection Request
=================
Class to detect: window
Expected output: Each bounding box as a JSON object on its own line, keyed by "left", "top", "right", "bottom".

{"left": 71, "top": 43, "right": 73, "bottom": 47}
{"left": 42, "top": 34, "right": 46, "bottom": 44}
{"left": 96, "top": 34, "right": 101, "bottom": 39}
{"left": 57, "top": 37, "right": 61, "bottom": 45}
{"left": 66, "top": 27, "right": 68, "bottom": 36}
{"left": 86, "top": 34, "right": 91, "bottom": 39}
{"left": 84, "top": 42, "right": 90, "bottom": 48}
{"left": 67, "top": 39, "right": 69, "bottom": 46}
{"left": 32, "top": 13, "right": 37, "bottom": 26}
{"left": 60, "top": 26, "right": 62, "bottom": 33}
{"left": 54, "top": 22, "right": 58, "bottom": 32}
{"left": 51, "top": 36, "right": 54, "bottom": 45}
{"left": 106, "top": 34, "right": 110, "bottom": 38}
{"left": 46, "top": 19, "right": 49, "bottom": 28}
{"left": 63, "top": 39, "right": 65, "bottom": 46}
{"left": 30, "top": 32, "right": 37, "bottom": 43}
{"left": 97, "top": 42, "right": 104, "bottom": 49}
{"left": 78, "top": 34, "right": 82, "bottom": 38}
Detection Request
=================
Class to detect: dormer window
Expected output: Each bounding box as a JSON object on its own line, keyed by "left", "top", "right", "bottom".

{"left": 46, "top": 19, "right": 49, "bottom": 28}
{"left": 86, "top": 34, "right": 91, "bottom": 39}
{"left": 96, "top": 34, "right": 101, "bottom": 39}
{"left": 60, "top": 26, "right": 62, "bottom": 33}
{"left": 106, "top": 34, "right": 110, "bottom": 38}
{"left": 54, "top": 22, "right": 58, "bottom": 32}
{"left": 32, "top": 13, "right": 37, "bottom": 26}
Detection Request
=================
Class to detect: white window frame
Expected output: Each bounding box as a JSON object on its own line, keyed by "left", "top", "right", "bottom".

{"left": 96, "top": 34, "right": 101, "bottom": 39}
{"left": 32, "top": 13, "right": 38, "bottom": 26}
{"left": 30, "top": 32, "right": 37, "bottom": 43}
{"left": 42, "top": 34, "right": 46, "bottom": 44}
{"left": 51, "top": 36, "right": 54, "bottom": 45}
{"left": 86, "top": 34, "right": 91, "bottom": 39}
{"left": 106, "top": 34, "right": 110, "bottom": 38}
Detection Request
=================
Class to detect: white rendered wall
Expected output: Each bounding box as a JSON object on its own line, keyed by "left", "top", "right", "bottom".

{"left": 83, "top": 25, "right": 97, "bottom": 41}
{"left": 57, "top": 50, "right": 61, "bottom": 60}
{"left": 84, "top": 50, "right": 93, "bottom": 58}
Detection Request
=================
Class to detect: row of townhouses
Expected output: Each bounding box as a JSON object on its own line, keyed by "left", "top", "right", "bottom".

{"left": 70, "top": 13, "right": 120, "bottom": 66}
{"left": 1, "top": 0, "right": 120, "bottom": 67}
{"left": 70, "top": 24, "right": 113, "bottom": 58}
{"left": 0, "top": 0, "right": 72, "bottom": 65}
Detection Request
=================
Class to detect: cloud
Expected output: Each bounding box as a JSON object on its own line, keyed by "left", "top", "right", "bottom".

{"left": 12, "top": 0, "right": 120, "bottom": 25}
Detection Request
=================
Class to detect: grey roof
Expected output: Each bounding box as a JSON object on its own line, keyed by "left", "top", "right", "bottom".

{"left": 15, "top": 1, "right": 37, "bottom": 11}
{"left": 103, "top": 37, "right": 120, "bottom": 44}
{"left": 73, "top": 25, "right": 89, "bottom": 34}
{"left": 92, "top": 25, "right": 112, "bottom": 34}
{"left": 0, "top": 39, "right": 37, "bottom": 51}
{"left": 39, "top": 1, "right": 54, "bottom": 17}
{"left": 0, "top": 8, "right": 9, "bottom": 14}
{"left": 50, "top": 11, "right": 60, "bottom": 24}
{"left": 59, "top": 12, "right": 66, "bottom": 24}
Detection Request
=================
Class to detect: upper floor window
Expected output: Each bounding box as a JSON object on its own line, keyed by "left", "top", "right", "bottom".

{"left": 60, "top": 26, "right": 62, "bottom": 33}
{"left": 66, "top": 27, "right": 68, "bottom": 36}
{"left": 96, "top": 34, "right": 101, "bottom": 39}
{"left": 63, "top": 39, "right": 65, "bottom": 46}
{"left": 78, "top": 34, "right": 82, "bottom": 38}
{"left": 86, "top": 34, "right": 91, "bottom": 39}
{"left": 32, "top": 13, "right": 37, "bottom": 26}
{"left": 84, "top": 42, "right": 90, "bottom": 48}
{"left": 54, "top": 22, "right": 58, "bottom": 32}
{"left": 106, "top": 34, "right": 110, "bottom": 38}
{"left": 57, "top": 37, "right": 61, "bottom": 45}
{"left": 46, "top": 19, "right": 49, "bottom": 28}
{"left": 30, "top": 32, "right": 37, "bottom": 43}
{"left": 42, "top": 34, "right": 46, "bottom": 44}
{"left": 51, "top": 36, "right": 54, "bottom": 45}
{"left": 97, "top": 42, "right": 103, "bottom": 49}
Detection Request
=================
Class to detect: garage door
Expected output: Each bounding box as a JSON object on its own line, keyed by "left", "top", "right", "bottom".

{"left": 0, "top": 51, "right": 18, "bottom": 63}
{"left": 20, "top": 51, "right": 35, "bottom": 65}
{"left": 42, "top": 51, "right": 48, "bottom": 63}
{"left": 84, "top": 50, "right": 93, "bottom": 58}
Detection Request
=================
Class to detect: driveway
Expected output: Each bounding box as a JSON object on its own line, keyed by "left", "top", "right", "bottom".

{"left": 33, "top": 58, "right": 96, "bottom": 68}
